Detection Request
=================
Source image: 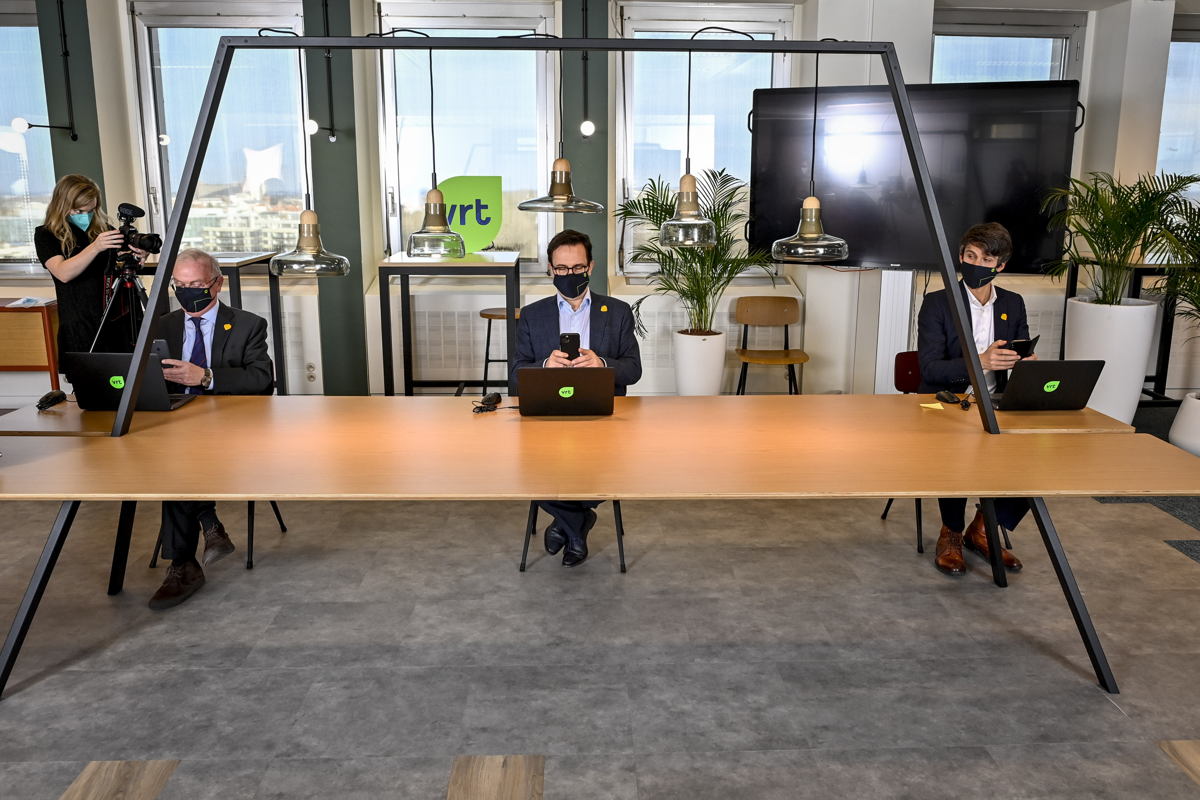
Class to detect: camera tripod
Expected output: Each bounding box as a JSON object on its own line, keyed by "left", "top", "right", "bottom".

{"left": 89, "top": 252, "right": 149, "bottom": 353}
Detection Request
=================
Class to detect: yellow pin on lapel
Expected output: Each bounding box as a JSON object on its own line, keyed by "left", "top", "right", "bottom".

{"left": 600, "top": 305, "right": 608, "bottom": 312}
{"left": 1000, "top": 313, "right": 1007, "bottom": 320}
{"left": 223, "top": 323, "right": 232, "bottom": 330}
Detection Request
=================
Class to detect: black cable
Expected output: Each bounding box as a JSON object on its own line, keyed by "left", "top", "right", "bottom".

{"left": 370, "top": 29, "right": 437, "bottom": 187}
{"left": 810, "top": 52, "right": 818, "bottom": 198}
{"left": 258, "top": 29, "right": 310, "bottom": 207}
{"left": 686, "top": 26, "right": 756, "bottom": 174}
{"left": 501, "top": 33, "right": 564, "bottom": 158}
{"left": 322, "top": 0, "right": 336, "bottom": 142}
{"left": 55, "top": 0, "right": 77, "bottom": 140}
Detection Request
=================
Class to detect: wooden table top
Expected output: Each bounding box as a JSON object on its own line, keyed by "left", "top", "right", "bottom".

{"left": 0, "top": 395, "right": 1188, "bottom": 502}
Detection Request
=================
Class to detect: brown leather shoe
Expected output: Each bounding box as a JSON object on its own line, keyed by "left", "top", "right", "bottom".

{"left": 934, "top": 526, "right": 966, "bottom": 576}
{"left": 202, "top": 522, "right": 235, "bottom": 567}
{"left": 149, "top": 559, "right": 205, "bottom": 610}
{"left": 964, "top": 511, "right": 1022, "bottom": 571}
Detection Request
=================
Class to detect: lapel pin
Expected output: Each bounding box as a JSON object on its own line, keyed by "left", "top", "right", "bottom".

{"left": 600, "top": 305, "right": 608, "bottom": 312}
{"left": 1000, "top": 313, "right": 1007, "bottom": 320}
{"left": 224, "top": 323, "right": 232, "bottom": 330}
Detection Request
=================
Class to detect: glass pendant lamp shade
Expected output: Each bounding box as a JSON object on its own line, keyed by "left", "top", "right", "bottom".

{"left": 519, "top": 157, "right": 605, "bottom": 213}
{"left": 660, "top": 173, "right": 716, "bottom": 248}
{"left": 270, "top": 209, "right": 351, "bottom": 276}
{"left": 407, "top": 188, "right": 466, "bottom": 257}
{"left": 771, "top": 196, "right": 849, "bottom": 263}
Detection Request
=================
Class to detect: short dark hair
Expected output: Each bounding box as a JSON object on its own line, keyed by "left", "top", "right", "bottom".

{"left": 959, "top": 222, "right": 1012, "bottom": 264}
{"left": 547, "top": 229, "right": 593, "bottom": 265}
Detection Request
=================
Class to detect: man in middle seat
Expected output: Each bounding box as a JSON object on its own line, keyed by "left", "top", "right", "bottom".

{"left": 510, "top": 229, "right": 642, "bottom": 567}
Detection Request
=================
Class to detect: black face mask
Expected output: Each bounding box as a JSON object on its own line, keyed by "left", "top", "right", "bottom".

{"left": 959, "top": 260, "right": 999, "bottom": 290}
{"left": 552, "top": 272, "right": 589, "bottom": 299}
{"left": 174, "top": 285, "right": 215, "bottom": 313}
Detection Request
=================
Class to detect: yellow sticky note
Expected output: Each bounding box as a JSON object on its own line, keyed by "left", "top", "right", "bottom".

{"left": 1001, "top": 313, "right": 1008, "bottom": 320}
{"left": 600, "top": 305, "right": 608, "bottom": 312}
{"left": 919, "top": 402, "right": 944, "bottom": 410}
{"left": 223, "top": 323, "right": 232, "bottom": 330}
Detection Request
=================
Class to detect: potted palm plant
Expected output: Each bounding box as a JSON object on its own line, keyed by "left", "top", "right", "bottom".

{"left": 1154, "top": 201, "right": 1200, "bottom": 454}
{"left": 615, "top": 168, "right": 773, "bottom": 395}
{"left": 1041, "top": 172, "right": 1200, "bottom": 423}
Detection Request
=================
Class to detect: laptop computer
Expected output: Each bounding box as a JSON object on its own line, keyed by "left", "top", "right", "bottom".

{"left": 62, "top": 351, "right": 195, "bottom": 412}
{"left": 994, "top": 359, "right": 1105, "bottom": 411}
{"left": 517, "top": 367, "right": 616, "bottom": 416}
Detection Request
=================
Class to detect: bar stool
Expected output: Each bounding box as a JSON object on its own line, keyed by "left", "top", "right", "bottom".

{"left": 479, "top": 307, "right": 520, "bottom": 397}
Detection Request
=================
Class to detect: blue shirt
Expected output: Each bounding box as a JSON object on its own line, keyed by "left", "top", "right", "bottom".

{"left": 181, "top": 303, "right": 219, "bottom": 390}
{"left": 556, "top": 290, "right": 591, "bottom": 349}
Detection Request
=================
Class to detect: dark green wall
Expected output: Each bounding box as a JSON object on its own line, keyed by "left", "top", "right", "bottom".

{"left": 303, "top": 0, "right": 369, "bottom": 395}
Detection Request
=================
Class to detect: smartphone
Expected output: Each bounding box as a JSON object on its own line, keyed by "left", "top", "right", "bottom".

{"left": 559, "top": 332, "right": 580, "bottom": 361}
{"left": 151, "top": 338, "right": 171, "bottom": 360}
{"left": 1006, "top": 334, "right": 1040, "bottom": 359}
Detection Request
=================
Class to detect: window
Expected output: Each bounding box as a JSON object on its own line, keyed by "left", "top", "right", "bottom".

{"left": 132, "top": 3, "right": 309, "bottom": 253}
{"left": 0, "top": 5, "right": 53, "bottom": 263}
{"left": 617, "top": 4, "right": 791, "bottom": 273}
{"left": 932, "top": 10, "right": 1085, "bottom": 84}
{"left": 1158, "top": 19, "right": 1200, "bottom": 200}
{"left": 378, "top": 2, "right": 554, "bottom": 263}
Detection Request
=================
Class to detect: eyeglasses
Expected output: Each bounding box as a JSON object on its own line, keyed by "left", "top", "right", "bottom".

{"left": 171, "top": 277, "right": 219, "bottom": 290}
{"left": 549, "top": 264, "right": 589, "bottom": 276}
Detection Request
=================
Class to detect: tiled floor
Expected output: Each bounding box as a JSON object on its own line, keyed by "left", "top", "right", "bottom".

{"left": 1, "top": 496, "right": 1199, "bottom": 798}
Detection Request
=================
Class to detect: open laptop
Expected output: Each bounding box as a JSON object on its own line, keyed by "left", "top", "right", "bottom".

{"left": 994, "top": 359, "right": 1105, "bottom": 411}
{"left": 62, "top": 351, "right": 195, "bottom": 412}
{"left": 517, "top": 367, "right": 616, "bottom": 416}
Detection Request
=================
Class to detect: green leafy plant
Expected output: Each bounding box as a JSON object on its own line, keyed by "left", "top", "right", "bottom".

{"left": 1156, "top": 199, "right": 1200, "bottom": 330}
{"left": 615, "top": 168, "right": 774, "bottom": 336}
{"left": 1041, "top": 172, "right": 1200, "bottom": 305}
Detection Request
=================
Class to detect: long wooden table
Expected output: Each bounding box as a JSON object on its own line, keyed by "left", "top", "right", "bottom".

{"left": 0, "top": 395, "right": 1194, "bottom": 699}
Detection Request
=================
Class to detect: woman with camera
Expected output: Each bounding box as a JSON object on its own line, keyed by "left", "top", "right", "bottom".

{"left": 34, "top": 173, "right": 145, "bottom": 356}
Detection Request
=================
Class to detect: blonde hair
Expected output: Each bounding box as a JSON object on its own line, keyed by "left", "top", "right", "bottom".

{"left": 175, "top": 248, "right": 222, "bottom": 282}
{"left": 43, "top": 174, "right": 112, "bottom": 254}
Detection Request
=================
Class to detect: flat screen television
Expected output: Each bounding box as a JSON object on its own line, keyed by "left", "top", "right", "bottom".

{"left": 748, "top": 80, "right": 1080, "bottom": 273}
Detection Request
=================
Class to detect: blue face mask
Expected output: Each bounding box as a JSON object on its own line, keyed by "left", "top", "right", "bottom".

{"left": 68, "top": 211, "right": 93, "bottom": 230}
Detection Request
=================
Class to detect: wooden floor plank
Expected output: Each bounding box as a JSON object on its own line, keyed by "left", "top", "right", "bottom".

{"left": 58, "top": 760, "right": 179, "bottom": 800}
{"left": 1160, "top": 740, "right": 1200, "bottom": 787}
{"left": 446, "top": 755, "right": 544, "bottom": 800}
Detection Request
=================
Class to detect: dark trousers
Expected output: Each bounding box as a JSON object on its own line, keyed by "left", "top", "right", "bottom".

{"left": 160, "top": 501, "right": 221, "bottom": 562}
{"left": 537, "top": 500, "right": 603, "bottom": 538}
{"left": 938, "top": 498, "right": 1030, "bottom": 533}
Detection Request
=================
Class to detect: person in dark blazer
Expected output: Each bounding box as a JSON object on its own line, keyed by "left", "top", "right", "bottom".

{"left": 916, "top": 223, "right": 1035, "bottom": 578}
{"left": 510, "top": 229, "right": 642, "bottom": 567}
{"left": 148, "top": 248, "right": 274, "bottom": 609}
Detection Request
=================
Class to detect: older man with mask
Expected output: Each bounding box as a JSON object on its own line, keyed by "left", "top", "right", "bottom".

{"left": 510, "top": 229, "right": 642, "bottom": 567}
{"left": 148, "top": 248, "right": 274, "bottom": 609}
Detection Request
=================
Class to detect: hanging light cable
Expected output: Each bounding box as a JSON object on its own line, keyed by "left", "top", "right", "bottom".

{"left": 771, "top": 44, "right": 849, "bottom": 263}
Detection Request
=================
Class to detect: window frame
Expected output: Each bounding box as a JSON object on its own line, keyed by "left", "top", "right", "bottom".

{"left": 129, "top": 2, "right": 306, "bottom": 236}
{"left": 932, "top": 9, "right": 1087, "bottom": 83}
{"left": 0, "top": 2, "right": 48, "bottom": 265}
{"left": 376, "top": 1, "right": 556, "bottom": 265}
{"left": 615, "top": 2, "right": 792, "bottom": 275}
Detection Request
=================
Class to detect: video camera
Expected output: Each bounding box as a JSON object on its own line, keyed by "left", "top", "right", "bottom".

{"left": 115, "top": 202, "right": 162, "bottom": 258}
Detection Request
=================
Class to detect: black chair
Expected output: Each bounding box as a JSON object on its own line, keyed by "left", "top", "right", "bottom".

{"left": 519, "top": 501, "right": 627, "bottom": 572}
{"left": 880, "top": 351, "right": 925, "bottom": 553}
{"left": 149, "top": 501, "right": 287, "bottom": 570}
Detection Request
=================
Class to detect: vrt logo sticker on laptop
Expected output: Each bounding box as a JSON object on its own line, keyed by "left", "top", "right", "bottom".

{"left": 1043, "top": 380, "right": 1060, "bottom": 393}
{"left": 109, "top": 376, "right": 125, "bottom": 389}
{"left": 559, "top": 386, "right": 575, "bottom": 398}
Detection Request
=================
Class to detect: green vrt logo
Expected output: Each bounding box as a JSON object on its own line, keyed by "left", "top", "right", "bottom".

{"left": 1043, "top": 380, "right": 1060, "bottom": 393}
{"left": 109, "top": 375, "right": 125, "bottom": 389}
{"left": 559, "top": 386, "right": 575, "bottom": 398}
{"left": 437, "top": 176, "right": 503, "bottom": 253}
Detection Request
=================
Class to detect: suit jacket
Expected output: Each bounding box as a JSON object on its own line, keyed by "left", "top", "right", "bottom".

{"left": 916, "top": 281, "right": 1029, "bottom": 394}
{"left": 510, "top": 292, "right": 642, "bottom": 396}
{"left": 156, "top": 302, "right": 274, "bottom": 395}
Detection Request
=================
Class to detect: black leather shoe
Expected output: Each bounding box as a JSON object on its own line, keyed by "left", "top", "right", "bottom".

{"left": 562, "top": 509, "right": 598, "bottom": 568}
{"left": 148, "top": 559, "right": 205, "bottom": 610}
{"left": 544, "top": 521, "right": 567, "bottom": 555}
{"left": 202, "top": 522, "right": 235, "bottom": 567}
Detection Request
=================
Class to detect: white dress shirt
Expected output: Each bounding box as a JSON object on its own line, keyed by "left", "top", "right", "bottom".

{"left": 964, "top": 281, "right": 998, "bottom": 393}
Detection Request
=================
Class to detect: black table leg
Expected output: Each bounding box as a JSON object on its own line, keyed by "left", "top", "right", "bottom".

{"left": 400, "top": 273, "right": 414, "bottom": 396}
{"left": 268, "top": 271, "right": 288, "bottom": 396}
{"left": 0, "top": 500, "right": 81, "bottom": 700}
{"left": 224, "top": 268, "right": 243, "bottom": 310}
{"left": 1028, "top": 496, "right": 1118, "bottom": 693}
{"left": 107, "top": 501, "right": 137, "bottom": 596}
{"left": 978, "top": 498, "right": 1008, "bottom": 588}
{"left": 380, "top": 271, "right": 395, "bottom": 396}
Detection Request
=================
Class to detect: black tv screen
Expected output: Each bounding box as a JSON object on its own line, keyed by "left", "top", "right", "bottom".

{"left": 748, "top": 80, "right": 1079, "bottom": 273}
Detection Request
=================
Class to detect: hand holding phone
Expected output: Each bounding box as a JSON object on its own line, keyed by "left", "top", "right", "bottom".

{"left": 559, "top": 332, "right": 580, "bottom": 361}
{"left": 1007, "top": 334, "right": 1040, "bottom": 360}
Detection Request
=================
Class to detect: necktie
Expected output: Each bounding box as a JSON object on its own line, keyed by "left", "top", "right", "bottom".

{"left": 188, "top": 317, "right": 207, "bottom": 395}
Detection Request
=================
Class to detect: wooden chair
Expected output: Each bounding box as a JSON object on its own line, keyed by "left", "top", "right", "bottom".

{"left": 479, "top": 307, "right": 519, "bottom": 397}
{"left": 733, "top": 296, "right": 808, "bottom": 395}
{"left": 519, "top": 501, "right": 627, "bottom": 573}
{"left": 880, "top": 351, "right": 925, "bottom": 553}
{"left": 149, "top": 501, "right": 287, "bottom": 570}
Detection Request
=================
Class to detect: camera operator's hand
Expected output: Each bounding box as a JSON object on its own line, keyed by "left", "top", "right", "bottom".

{"left": 161, "top": 358, "right": 205, "bottom": 387}
{"left": 130, "top": 246, "right": 149, "bottom": 264}
{"left": 86, "top": 230, "right": 123, "bottom": 256}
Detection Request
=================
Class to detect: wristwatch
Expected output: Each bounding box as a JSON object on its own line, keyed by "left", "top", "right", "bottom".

{"left": 200, "top": 368, "right": 213, "bottom": 390}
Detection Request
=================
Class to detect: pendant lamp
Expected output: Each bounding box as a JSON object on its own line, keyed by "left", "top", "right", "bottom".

{"left": 406, "top": 41, "right": 466, "bottom": 257}
{"left": 520, "top": 44, "right": 604, "bottom": 214}
{"left": 270, "top": 209, "right": 351, "bottom": 276}
{"left": 771, "top": 49, "right": 849, "bottom": 263}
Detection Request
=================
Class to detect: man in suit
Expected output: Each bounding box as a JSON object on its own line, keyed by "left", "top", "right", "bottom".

{"left": 510, "top": 229, "right": 642, "bottom": 566}
{"left": 148, "top": 248, "right": 274, "bottom": 609}
{"left": 917, "top": 222, "right": 1035, "bottom": 577}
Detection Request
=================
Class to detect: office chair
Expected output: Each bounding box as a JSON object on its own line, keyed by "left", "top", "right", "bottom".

{"left": 880, "top": 351, "right": 925, "bottom": 553}
{"left": 519, "top": 500, "right": 627, "bottom": 573}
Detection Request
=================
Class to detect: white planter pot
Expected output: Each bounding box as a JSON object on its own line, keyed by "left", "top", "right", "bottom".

{"left": 673, "top": 330, "right": 727, "bottom": 395}
{"left": 1169, "top": 392, "right": 1200, "bottom": 457}
{"left": 1063, "top": 296, "right": 1157, "bottom": 424}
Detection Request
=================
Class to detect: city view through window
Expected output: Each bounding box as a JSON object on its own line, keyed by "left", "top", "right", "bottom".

{"left": 0, "top": 26, "right": 53, "bottom": 262}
